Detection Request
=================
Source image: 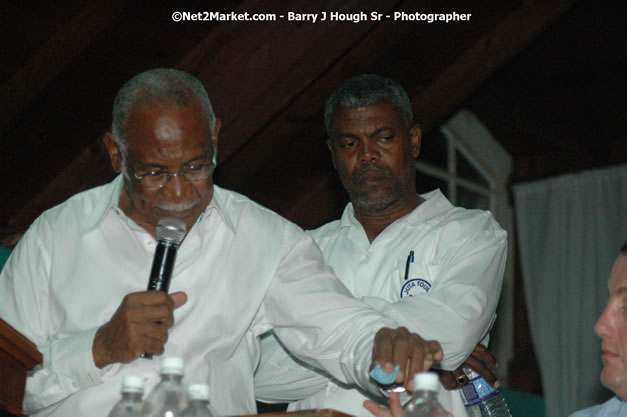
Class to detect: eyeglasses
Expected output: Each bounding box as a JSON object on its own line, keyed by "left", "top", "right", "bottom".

{"left": 132, "top": 163, "right": 216, "bottom": 189}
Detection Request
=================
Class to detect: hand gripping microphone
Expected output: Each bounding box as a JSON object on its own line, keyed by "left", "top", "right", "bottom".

{"left": 143, "top": 216, "right": 187, "bottom": 359}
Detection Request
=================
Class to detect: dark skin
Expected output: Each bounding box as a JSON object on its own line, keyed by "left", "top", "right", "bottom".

{"left": 104, "top": 102, "right": 221, "bottom": 239}
{"left": 328, "top": 102, "right": 422, "bottom": 242}
{"left": 328, "top": 102, "right": 498, "bottom": 390}
{"left": 364, "top": 392, "right": 403, "bottom": 417}
{"left": 92, "top": 291, "right": 185, "bottom": 367}
{"left": 439, "top": 344, "right": 498, "bottom": 389}
{"left": 373, "top": 327, "right": 443, "bottom": 389}
{"left": 94, "top": 98, "right": 443, "bottom": 384}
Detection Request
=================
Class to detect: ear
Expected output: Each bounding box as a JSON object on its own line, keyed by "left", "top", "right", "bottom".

{"left": 212, "top": 119, "right": 221, "bottom": 147}
{"left": 103, "top": 133, "right": 122, "bottom": 173}
{"left": 327, "top": 138, "right": 337, "bottom": 170}
{"left": 409, "top": 124, "right": 422, "bottom": 158}
{"left": 211, "top": 119, "right": 221, "bottom": 165}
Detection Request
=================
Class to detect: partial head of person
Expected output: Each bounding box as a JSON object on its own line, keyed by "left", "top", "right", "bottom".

{"left": 103, "top": 68, "right": 221, "bottom": 237}
{"left": 324, "top": 74, "right": 421, "bottom": 216}
{"left": 595, "top": 242, "right": 627, "bottom": 399}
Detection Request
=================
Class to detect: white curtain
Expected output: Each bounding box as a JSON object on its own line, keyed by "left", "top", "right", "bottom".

{"left": 513, "top": 164, "right": 627, "bottom": 417}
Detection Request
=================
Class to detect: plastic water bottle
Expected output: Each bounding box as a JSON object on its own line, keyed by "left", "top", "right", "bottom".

{"left": 180, "top": 384, "right": 219, "bottom": 417}
{"left": 460, "top": 367, "right": 512, "bottom": 417}
{"left": 108, "top": 375, "right": 145, "bottom": 417}
{"left": 141, "top": 356, "right": 189, "bottom": 417}
{"left": 402, "top": 372, "right": 452, "bottom": 417}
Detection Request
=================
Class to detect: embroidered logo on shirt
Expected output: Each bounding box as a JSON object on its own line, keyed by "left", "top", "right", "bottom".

{"left": 400, "top": 278, "right": 431, "bottom": 298}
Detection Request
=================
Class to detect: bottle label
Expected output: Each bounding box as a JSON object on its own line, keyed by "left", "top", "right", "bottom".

{"left": 460, "top": 375, "right": 501, "bottom": 406}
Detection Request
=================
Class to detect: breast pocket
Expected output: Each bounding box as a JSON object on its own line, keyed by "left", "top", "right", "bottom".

{"left": 397, "top": 258, "right": 441, "bottom": 299}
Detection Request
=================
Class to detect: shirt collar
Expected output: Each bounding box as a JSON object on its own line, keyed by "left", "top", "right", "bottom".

{"left": 339, "top": 202, "right": 358, "bottom": 229}
{"left": 199, "top": 185, "right": 237, "bottom": 236}
{"left": 338, "top": 188, "right": 454, "bottom": 231}
{"left": 81, "top": 174, "right": 125, "bottom": 235}
{"left": 80, "top": 176, "right": 237, "bottom": 237}
{"left": 403, "top": 189, "right": 454, "bottom": 225}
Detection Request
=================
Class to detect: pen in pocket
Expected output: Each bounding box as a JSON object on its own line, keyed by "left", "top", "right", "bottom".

{"left": 404, "top": 250, "right": 414, "bottom": 280}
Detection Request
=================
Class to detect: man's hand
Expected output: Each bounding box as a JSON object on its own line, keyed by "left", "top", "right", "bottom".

{"left": 439, "top": 344, "right": 499, "bottom": 389}
{"left": 364, "top": 392, "right": 402, "bottom": 417}
{"left": 372, "top": 327, "right": 442, "bottom": 390}
{"left": 92, "top": 291, "right": 187, "bottom": 368}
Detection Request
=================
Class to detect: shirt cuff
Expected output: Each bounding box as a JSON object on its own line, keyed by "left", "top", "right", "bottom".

{"left": 50, "top": 326, "right": 120, "bottom": 390}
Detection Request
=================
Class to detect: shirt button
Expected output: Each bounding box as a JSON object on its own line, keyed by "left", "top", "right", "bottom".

{"left": 72, "top": 381, "right": 79, "bottom": 388}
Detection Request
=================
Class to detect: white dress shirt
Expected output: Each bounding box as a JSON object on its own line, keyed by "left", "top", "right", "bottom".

{"left": 0, "top": 175, "right": 398, "bottom": 417}
{"left": 569, "top": 397, "right": 626, "bottom": 417}
{"left": 255, "top": 189, "right": 508, "bottom": 417}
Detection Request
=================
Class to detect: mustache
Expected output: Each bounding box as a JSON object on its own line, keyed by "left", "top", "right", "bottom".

{"left": 352, "top": 164, "right": 392, "bottom": 183}
{"left": 154, "top": 200, "right": 200, "bottom": 212}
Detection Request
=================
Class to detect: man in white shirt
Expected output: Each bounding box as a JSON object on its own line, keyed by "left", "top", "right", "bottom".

{"left": 0, "top": 69, "right": 443, "bottom": 417}
{"left": 255, "top": 74, "right": 507, "bottom": 417}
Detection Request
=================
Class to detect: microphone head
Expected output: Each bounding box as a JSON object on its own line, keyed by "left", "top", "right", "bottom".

{"left": 156, "top": 217, "right": 187, "bottom": 245}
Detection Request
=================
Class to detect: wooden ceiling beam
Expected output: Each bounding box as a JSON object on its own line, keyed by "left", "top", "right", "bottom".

{"left": 6, "top": 0, "right": 579, "bottom": 230}
{"left": 7, "top": 0, "right": 401, "bottom": 228}
{"left": 216, "top": 0, "right": 430, "bottom": 190}
{"left": 8, "top": 140, "right": 114, "bottom": 228}
{"left": 215, "top": 0, "right": 578, "bottom": 224}
{"left": 411, "top": 0, "right": 578, "bottom": 134}
{"left": 0, "top": 1, "right": 134, "bottom": 135}
{"left": 181, "top": 0, "right": 404, "bottom": 162}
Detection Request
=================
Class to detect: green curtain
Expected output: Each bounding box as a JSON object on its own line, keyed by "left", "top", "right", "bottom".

{"left": 0, "top": 246, "right": 11, "bottom": 271}
{"left": 501, "top": 387, "right": 547, "bottom": 417}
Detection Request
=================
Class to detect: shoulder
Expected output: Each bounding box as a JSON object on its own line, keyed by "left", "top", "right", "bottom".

{"left": 213, "top": 185, "right": 306, "bottom": 237}
{"left": 403, "top": 192, "right": 507, "bottom": 262}
{"left": 417, "top": 191, "right": 506, "bottom": 242}
{"left": 569, "top": 397, "right": 625, "bottom": 417}
{"left": 7, "top": 180, "right": 118, "bottom": 267}
{"left": 430, "top": 207, "right": 507, "bottom": 259}
{"left": 28, "top": 179, "right": 119, "bottom": 239}
{"left": 435, "top": 206, "right": 506, "bottom": 239}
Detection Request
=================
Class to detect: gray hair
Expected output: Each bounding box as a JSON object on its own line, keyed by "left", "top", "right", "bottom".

{"left": 111, "top": 68, "right": 216, "bottom": 157}
{"left": 324, "top": 74, "right": 414, "bottom": 135}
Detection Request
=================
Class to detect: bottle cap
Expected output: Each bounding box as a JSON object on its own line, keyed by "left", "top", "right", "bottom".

{"left": 413, "top": 372, "right": 439, "bottom": 392}
{"left": 121, "top": 375, "right": 144, "bottom": 394}
{"left": 188, "top": 383, "right": 210, "bottom": 400}
{"left": 160, "top": 356, "right": 185, "bottom": 375}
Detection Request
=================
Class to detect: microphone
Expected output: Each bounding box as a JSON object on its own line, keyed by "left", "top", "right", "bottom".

{"left": 143, "top": 216, "right": 187, "bottom": 359}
